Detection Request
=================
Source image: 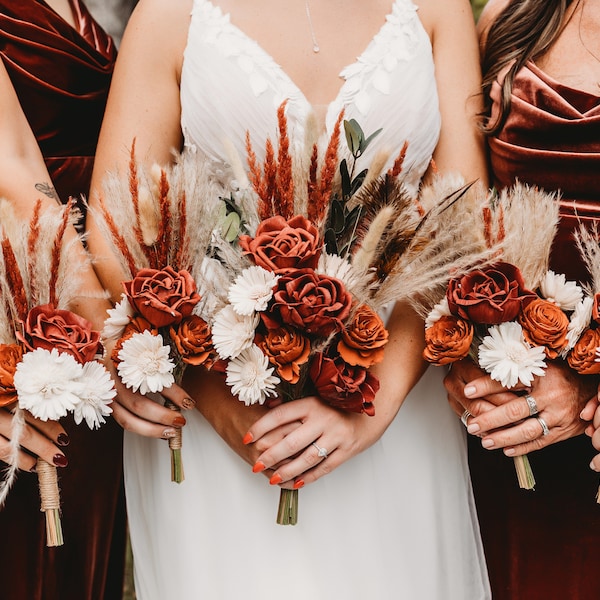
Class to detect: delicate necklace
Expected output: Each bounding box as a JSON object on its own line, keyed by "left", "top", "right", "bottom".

{"left": 305, "top": 0, "right": 320, "bottom": 53}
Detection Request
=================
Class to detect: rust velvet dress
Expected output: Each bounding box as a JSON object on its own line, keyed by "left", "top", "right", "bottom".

{"left": 0, "top": 2, "right": 126, "bottom": 599}
{"left": 470, "top": 61, "right": 600, "bottom": 600}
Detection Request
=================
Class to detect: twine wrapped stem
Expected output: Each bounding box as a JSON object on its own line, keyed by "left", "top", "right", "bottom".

{"left": 37, "top": 458, "right": 63, "bottom": 546}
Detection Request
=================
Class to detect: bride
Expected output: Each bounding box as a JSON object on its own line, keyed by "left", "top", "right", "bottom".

{"left": 87, "top": 0, "right": 491, "bottom": 598}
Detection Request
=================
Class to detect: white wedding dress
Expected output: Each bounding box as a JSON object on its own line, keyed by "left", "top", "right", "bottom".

{"left": 124, "top": 1, "right": 490, "bottom": 598}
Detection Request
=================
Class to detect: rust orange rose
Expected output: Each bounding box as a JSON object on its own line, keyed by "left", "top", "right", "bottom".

{"left": 593, "top": 293, "right": 600, "bottom": 324}
{"left": 338, "top": 304, "right": 388, "bottom": 367}
{"left": 568, "top": 328, "right": 600, "bottom": 375}
{"left": 256, "top": 326, "right": 311, "bottom": 384}
{"left": 17, "top": 304, "right": 101, "bottom": 364}
{"left": 123, "top": 266, "right": 200, "bottom": 328}
{"left": 423, "top": 316, "right": 473, "bottom": 365}
{"left": 239, "top": 215, "right": 322, "bottom": 273}
{"left": 309, "top": 352, "right": 378, "bottom": 415}
{"left": 446, "top": 262, "right": 536, "bottom": 325}
{"left": 263, "top": 269, "right": 352, "bottom": 337}
{"left": 0, "top": 344, "right": 22, "bottom": 407}
{"left": 519, "top": 298, "right": 569, "bottom": 359}
{"left": 170, "top": 315, "right": 213, "bottom": 367}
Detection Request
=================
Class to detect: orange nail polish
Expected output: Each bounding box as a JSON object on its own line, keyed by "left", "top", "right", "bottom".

{"left": 252, "top": 461, "right": 266, "bottom": 473}
{"left": 293, "top": 479, "right": 305, "bottom": 490}
{"left": 172, "top": 416, "right": 186, "bottom": 427}
{"left": 269, "top": 473, "right": 282, "bottom": 485}
{"left": 242, "top": 432, "right": 253, "bottom": 445}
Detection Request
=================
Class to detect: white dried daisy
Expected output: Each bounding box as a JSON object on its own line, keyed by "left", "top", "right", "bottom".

{"left": 225, "top": 344, "right": 280, "bottom": 406}
{"left": 212, "top": 305, "right": 259, "bottom": 359}
{"left": 228, "top": 266, "right": 279, "bottom": 315}
{"left": 117, "top": 330, "right": 175, "bottom": 394}
{"left": 564, "top": 296, "right": 594, "bottom": 353}
{"left": 425, "top": 297, "right": 451, "bottom": 329}
{"left": 102, "top": 294, "right": 134, "bottom": 342}
{"left": 478, "top": 321, "right": 546, "bottom": 388}
{"left": 73, "top": 361, "right": 116, "bottom": 429}
{"left": 539, "top": 270, "right": 583, "bottom": 311}
{"left": 317, "top": 252, "right": 361, "bottom": 292}
{"left": 14, "top": 348, "right": 83, "bottom": 421}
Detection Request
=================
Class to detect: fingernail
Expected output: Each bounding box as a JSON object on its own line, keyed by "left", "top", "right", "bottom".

{"left": 29, "top": 464, "right": 37, "bottom": 473}
{"left": 504, "top": 448, "right": 515, "bottom": 457}
{"left": 242, "top": 432, "right": 253, "bottom": 445}
{"left": 482, "top": 438, "right": 495, "bottom": 449}
{"left": 53, "top": 454, "right": 68, "bottom": 467}
{"left": 293, "top": 479, "right": 305, "bottom": 490}
{"left": 57, "top": 433, "right": 70, "bottom": 447}
{"left": 252, "top": 461, "right": 266, "bottom": 473}
{"left": 467, "top": 423, "right": 480, "bottom": 435}
{"left": 269, "top": 473, "right": 282, "bottom": 485}
{"left": 464, "top": 385, "right": 476, "bottom": 398}
{"left": 172, "top": 416, "right": 186, "bottom": 427}
{"left": 162, "top": 428, "right": 177, "bottom": 439}
{"left": 591, "top": 460, "right": 599, "bottom": 472}
{"left": 182, "top": 397, "right": 196, "bottom": 410}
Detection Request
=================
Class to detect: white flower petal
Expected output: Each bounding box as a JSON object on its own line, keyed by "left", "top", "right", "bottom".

{"left": 425, "top": 297, "right": 451, "bottom": 329}
{"left": 212, "top": 305, "right": 259, "bottom": 359}
{"left": 565, "top": 296, "right": 594, "bottom": 353}
{"left": 73, "top": 362, "right": 116, "bottom": 429}
{"left": 539, "top": 270, "right": 583, "bottom": 311}
{"left": 102, "top": 294, "right": 134, "bottom": 342}
{"left": 228, "top": 266, "right": 279, "bottom": 315}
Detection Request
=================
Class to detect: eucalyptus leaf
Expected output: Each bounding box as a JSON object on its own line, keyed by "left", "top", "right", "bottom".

{"left": 362, "top": 128, "right": 383, "bottom": 153}
{"left": 220, "top": 211, "right": 241, "bottom": 242}
{"left": 344, "top": 119, "right": 364, "bottom": 156}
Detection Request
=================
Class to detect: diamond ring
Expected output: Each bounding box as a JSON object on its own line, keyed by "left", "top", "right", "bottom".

{"left": 312, "top": 442, "right": 328, "bottom": 459}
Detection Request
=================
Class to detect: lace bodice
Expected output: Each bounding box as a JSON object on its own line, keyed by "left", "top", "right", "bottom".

{"left": 180, "top": 0, "right": 440, "bottom": 195}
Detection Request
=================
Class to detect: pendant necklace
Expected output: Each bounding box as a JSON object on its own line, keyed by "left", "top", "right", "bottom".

{"left": 305, "top": 0, "right": 320, "bottom": 53}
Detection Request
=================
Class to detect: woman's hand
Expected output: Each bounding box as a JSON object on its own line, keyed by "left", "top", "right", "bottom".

{"left": 0, "top": 408, "right": 69, "bottom": 471}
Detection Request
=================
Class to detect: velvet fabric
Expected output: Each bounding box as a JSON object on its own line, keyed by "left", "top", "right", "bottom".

{"left": 474, "top": 60, "right": 600, "bottom": 600}
{"left": 0, "top": 2, "right": 126, "bottom": 599}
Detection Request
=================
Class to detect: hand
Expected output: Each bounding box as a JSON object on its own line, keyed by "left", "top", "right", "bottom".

{"left": 0, "top": 407, "right": 69, "bottom": 471}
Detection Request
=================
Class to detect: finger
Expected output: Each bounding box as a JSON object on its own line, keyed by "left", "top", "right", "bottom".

{"left": 463, "top": 375, "right": 527, "bottom": 400}
{"left": 590, "top": 453, "right": 600, "bottom": 472}
{"left": 581, "top": 397, "right": 599, "bottom": 422}
{"left": 478, "top": 415, "right": 549, "bottom": 451}
{"left": 245, "top": 400, "right": 313, "bottom": 443}
{"left": 267, "top": 439, "right": 336, "bottom": 486}
{"left": 161, "top": 383, "right": 196, "bottom": 411}
{"left": 111, "top": 402, "right": 181, "bottom": 440}
{"left": 0, "top": 435, "right": 37, "bottom": 471}
{"left": 22, "top": 414, "right": 69, "bottom": 447}
{"left": 466, "top": 396, "right": 535, "bottom": 435}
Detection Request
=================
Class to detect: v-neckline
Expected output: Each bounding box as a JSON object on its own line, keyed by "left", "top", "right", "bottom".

{"left": 200, "top": 0, "right": 402, "bottom": 112}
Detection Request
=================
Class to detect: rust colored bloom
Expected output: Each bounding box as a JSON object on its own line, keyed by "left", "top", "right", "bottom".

{"left": 0, "top": 344, "right": 22, "bottom": 407}
{"left": 446, "top": 262, "right": 536, "bottom": 325}
{"left": 264, "top": 269, "right": 352, "bottom": 337}
{"left": 338, "top": 304, "right": 388, "bottom": 367}
{"left": 18, "top": 304, "right": 101, "bottom": 364}
{"left": 309, "top": 352, "right": 378, "bottom": 415}
{"left": 423, "top": 316, "right": 473, "bottom": 365}
{"left": 239, "top": 215, "right": 322, "bottom": 273}
{"left": 519, "top": 299, "right": 569, "bottom": 359}
{"left": 256, "top": 326, "right": 311, "bottom": 384}
{"left": 593, "top": 293, "right": 600, "bottom": 324}
{"left": 123, "top": 266, "right": 200, "bottom": 328}
{"left": 170, "top": 315, "right": 213, "bottom": 367}
{"left": 568, "top": 328, "right": 600, "bottom": 375}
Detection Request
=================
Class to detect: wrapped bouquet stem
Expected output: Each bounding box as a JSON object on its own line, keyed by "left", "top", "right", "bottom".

{"left": 37, "top": 458, "right": 63, "bottom": 547}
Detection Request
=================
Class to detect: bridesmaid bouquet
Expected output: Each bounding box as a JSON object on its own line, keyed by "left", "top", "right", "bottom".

{"left": 422, "top": 183, "right": 585, "bottom": 489}
{"left": 0, "top": 199, "right": 116, "bottom": 546}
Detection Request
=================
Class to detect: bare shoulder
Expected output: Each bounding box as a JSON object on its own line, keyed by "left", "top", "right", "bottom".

{"left": 413, "top": 0, "right": 476, "bottom": 38}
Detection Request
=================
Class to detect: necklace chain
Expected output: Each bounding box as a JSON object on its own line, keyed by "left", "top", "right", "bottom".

{"left": 305, "top": 0, "right": 320, "bottom": 53}
{"left": 579, "top": 0, "right": 600, "bottom": 64}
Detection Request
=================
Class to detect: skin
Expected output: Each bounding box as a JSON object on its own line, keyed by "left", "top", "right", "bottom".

{"left": 445, "top": 0, "right": 600, "bottom": 459}
{"left": 86, "top": 0, "right": 487, "bottom": 488}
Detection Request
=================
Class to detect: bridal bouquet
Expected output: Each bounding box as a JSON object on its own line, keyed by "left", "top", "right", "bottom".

{"left": 422, "top": 183, "right": 586, "bottom": 489}
{"left": 0, "top": 199, "right": 115, "bottom": 546}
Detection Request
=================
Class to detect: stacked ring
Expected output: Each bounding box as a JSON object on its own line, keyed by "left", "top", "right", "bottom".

{"left": 525, "top": 395, "right": 539, "bottom": 416}
{"left": 536, "top": 416, "right": 550, "bottom": 437}
{"left": 460, "top": 409, "right": 472, "bottom": 428}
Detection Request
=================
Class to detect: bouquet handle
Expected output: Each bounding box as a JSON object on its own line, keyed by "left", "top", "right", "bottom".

{"left": 513, "top": 454, "right": 535, "bottom": 490}
{"left": 165, "top": 399, "right": 185, "bottom": 483}
{"left": 37, "top": 458, "right": 63, "bottom": 547}
{"left": 276, "top": 488, "right": 298, "bottom": 525}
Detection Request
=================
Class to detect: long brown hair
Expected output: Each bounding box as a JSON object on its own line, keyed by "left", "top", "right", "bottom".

{"left": 481, "top": 0, "right": 576, "bottom": 134}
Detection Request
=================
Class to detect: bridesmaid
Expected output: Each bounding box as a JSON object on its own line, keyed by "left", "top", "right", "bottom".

{"left": 445, "top": 0, "right": 600, "bottom": 597}
{"left": 0, "top": 2, "right": 126, "bottom": 598}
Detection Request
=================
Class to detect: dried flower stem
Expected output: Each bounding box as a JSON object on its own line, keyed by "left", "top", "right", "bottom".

{"left": 276, "top": 488, "right": 298, "bottom": 525}
{"left": 165, "top": 399, "right": 184, "bottom": 484}
{"left": 514, "top": 455, "right": 535, "bottom": 490}
{"left": 37, "top": 458, "right": 64, "bottom": 546}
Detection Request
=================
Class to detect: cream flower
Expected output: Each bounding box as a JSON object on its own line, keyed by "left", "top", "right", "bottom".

{"left": 117, "top": 330, "right": 175, "bottom": 394}
{"left": 425, "top": 297, "right": 451, "bottom": 329}
{"left": 228, "top": 266, "right": 279, "bottom": 315}
{"left": 478, "top": 321, "right": 546, "bottom": 388}
{"left": 565, "top": 296, "right": 594, "bottom": 353}
{"left": 14, "top": 348, "right": 83, "bottom": 421}
{"left": 317, "top": 252, "right": 361, "bottom": 293}
{"left": 225, "top": 344, "right": 280, "bottom": 406}
{"left": 73, "top": 362, "right": 116, "bottom": 429}
{"left": 539, "top": 270, "right": 583, "bottom": 311}
{"left": 212, "top": 305, "right": 259, "bottom": 359}
{"left": 102, "top": 294, "right": 134, "bottom": 342}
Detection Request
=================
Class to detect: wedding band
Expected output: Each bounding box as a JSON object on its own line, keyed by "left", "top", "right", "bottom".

{"left": 536, "top": 416, "right": 550, "bottom": 437}
{"left": 525, "top": 395, "right": 539, "bottom": 416}
{"left": 460, "top": 409, "right": 472, "bottom": 428}
{"left": 312, "top": 442, "right": 328, "bottom": 459}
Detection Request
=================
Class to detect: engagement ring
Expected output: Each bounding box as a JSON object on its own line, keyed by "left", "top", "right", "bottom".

{"left": 312, "top": 442, "right": 329, "bottom": 459}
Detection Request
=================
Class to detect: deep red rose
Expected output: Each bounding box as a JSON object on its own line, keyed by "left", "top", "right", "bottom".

{"left": 17, "top": 303, "right": 101, "bottom": 364}
{"left": 123, "top": 266, "right": 200, "bottom": 328}
{"left": 239, "top": 215, "right": 322, "bottom": 273}
{"left": 263, "top": 269, "right": 352, "bottom": 337}
{"left": 446, "top": 262, "right": 536, "bottom": 325}
{"left": 309, "top": 352, "right": 378, "bottom": 415}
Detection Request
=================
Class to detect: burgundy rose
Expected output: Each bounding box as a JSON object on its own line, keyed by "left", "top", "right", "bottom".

{"left": 123, "top": 266, "right": 200, "bottom": 328}
{"left": 239, "top": 215, "right": 322, "bottom": 273}
{"left": 446, "top": 262, "right": 536, "bottom": 325}
{"left": 309, "top": 352, "right": 378, "bottom": 415}
{"left": 263, "top": 269, "right": 352, "bottom": 337}
{"left": 17, "top": 304, "right": 101, "bottom": 364}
